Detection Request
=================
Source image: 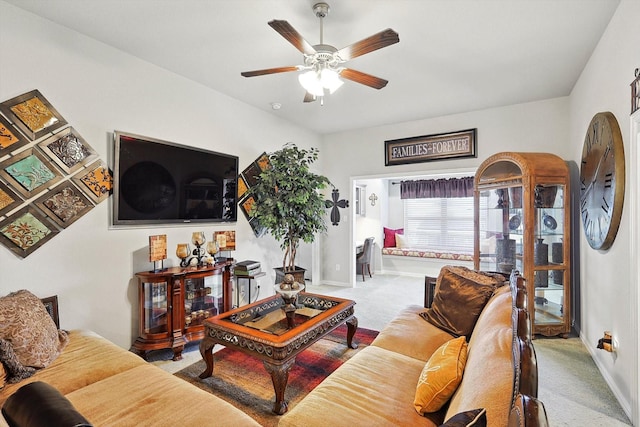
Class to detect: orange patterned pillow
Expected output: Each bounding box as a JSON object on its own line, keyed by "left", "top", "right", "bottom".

{"left": 414, "top": 336, "right": 468, "bottom": 414}
{"left": 0, "top": 290, "right": 68, "bottom": 369}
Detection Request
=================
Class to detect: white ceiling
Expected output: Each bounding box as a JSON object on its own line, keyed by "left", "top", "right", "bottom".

{"left": 5, "top": 0, "right": 620, "bottom": 135}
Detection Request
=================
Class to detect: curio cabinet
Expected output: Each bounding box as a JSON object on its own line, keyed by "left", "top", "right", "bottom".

{"left": 474, "top": 152, "right": 571, "bottom": 337}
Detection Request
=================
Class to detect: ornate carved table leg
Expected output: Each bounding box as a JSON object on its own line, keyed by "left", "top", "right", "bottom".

{"left": 263, "top": 358, "right": 296, "bottom": 415}
{"left": 346, "top": 316, "right": 359, "bottom": 349}
{"left": 198, "top": 337, "right": 216, "bottom": 379}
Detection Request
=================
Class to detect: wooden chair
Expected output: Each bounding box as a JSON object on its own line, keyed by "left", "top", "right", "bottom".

{"left": 356, "top": 237, "right": 375, "bottom": 281}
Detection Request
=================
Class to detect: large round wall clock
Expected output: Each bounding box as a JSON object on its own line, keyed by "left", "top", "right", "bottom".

{"left": 579, "top": 111, "right": 625, "bottom": 250}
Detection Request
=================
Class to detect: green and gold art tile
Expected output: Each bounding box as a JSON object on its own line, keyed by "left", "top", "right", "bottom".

{"left": 0, "top": 211, "right": 50, "bottom": 250}
{"left": 5, "top": 154, "right": 56, "bottom": 191}
{"left": 0, "top": 206, "right": 59, "bottom": 257}
{"left": 0, "top": 148, "right": 63, "bottom": 199}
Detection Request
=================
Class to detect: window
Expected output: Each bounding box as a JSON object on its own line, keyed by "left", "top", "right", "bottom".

{"left": 403, "top": 197, "right": 476, "bottom": 253}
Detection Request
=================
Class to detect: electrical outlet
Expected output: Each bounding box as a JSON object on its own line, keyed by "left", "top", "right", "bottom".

{"left": 335, "top": 264, "right": 340, "bottom": 271}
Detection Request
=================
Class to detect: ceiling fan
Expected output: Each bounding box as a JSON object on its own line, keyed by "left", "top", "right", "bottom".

{"left": 241, "top": 2, "right": 399, "bottom": 103}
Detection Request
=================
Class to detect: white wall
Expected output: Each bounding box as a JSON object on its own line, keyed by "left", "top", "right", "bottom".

{"left": 354, "top": 178, "right": 385, "bottom": 273}
{"left": 568, "top": 0, "right": 639, "bottom": 421}
{"left": 321, "top": 96, "right": 570, "bottom": 286}
{"left": 0, "top": 2, "right": 321, "bottom": 349}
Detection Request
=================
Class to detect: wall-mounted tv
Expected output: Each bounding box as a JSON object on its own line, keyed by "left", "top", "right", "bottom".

{"left": 112, "top": 131, "right": 238, "bottom": 226}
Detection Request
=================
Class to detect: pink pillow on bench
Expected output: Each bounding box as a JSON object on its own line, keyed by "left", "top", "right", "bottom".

{"left": 383, "top": 227, "right": 404, "bottom": 247}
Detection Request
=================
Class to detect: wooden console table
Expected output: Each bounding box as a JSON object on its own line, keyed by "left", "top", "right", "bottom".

{"left": 131, "top": 261, "right": 233, "bottom": 361}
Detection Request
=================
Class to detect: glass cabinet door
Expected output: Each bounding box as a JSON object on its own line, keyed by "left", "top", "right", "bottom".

{"left": 477, "top": 185, "right": 524, "bottom": 276}
{"left": 142, "top": 280, "right": 168, "bottom": 335}
{"left": 532, "top": 184, "right": 566, "bottom": 328}
{"left": 184, "top": 272, "right": 224, "bottom": 328}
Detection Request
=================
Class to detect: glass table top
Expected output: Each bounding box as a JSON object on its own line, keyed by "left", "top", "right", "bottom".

{"left": 221, "top": 293, "right": 342, "bottom": 336}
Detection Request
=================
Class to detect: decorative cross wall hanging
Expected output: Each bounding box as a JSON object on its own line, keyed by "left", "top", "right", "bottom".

{"left": 369, "top": 193, "right": 378, "bottom": 206}
{"left": 325, "top": 188, "right": 349, "bottom": 226}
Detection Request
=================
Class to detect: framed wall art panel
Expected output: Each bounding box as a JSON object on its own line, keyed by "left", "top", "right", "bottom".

{"left": 0, "top": 147, "right": 63, "bottom": 199}
{"left": 241, "top": 161, "right": 261, "bottom": 188}
{"left": 0, "top": 180, "right": 23, "bottom": 218}
{"left": 256, "top": 152, "right": 270, "bottom": 171}
{"left": 34, "top": 181, "right": 94, "bottom": 229}
{"left": 38, "top": 127, "right": 98, "bottom": 175}
{"left": 71, "top": 160, "right": 113, "bottom": 204}
{"left": 0, "top": 115, "right": 29, "bottom": 157}
{"left": 239, "top": 195, "right": 256, "bottom": 222}
{"left": 0, "top": 90, "right": 68, "bottom": 141}
{"left": 0, "top": 205, "right": 59, "bottom": 258}
{"left": 248, "top": 217, "right": 265, "bottom": 238}
{"left": 237, "top": 174, "right": 248, "bottom": 200}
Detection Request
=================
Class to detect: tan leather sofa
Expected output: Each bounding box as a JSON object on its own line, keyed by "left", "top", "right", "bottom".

{"left": 0, "top": 329, "right": 260, "bottom": 426}
{"left": 279, "top": 269, "right": 549, "bottom": 426}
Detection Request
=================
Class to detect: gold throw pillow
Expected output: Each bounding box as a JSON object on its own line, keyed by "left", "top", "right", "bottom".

{"left": 414, "top": 336, "right": 468, "bottom": 414}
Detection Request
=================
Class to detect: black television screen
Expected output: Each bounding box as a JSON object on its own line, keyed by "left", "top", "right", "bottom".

{"left": 112, "top": 131, "right": 238, "bottom": 226}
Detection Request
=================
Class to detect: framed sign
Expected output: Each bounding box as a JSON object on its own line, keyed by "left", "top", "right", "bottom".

{"left": 149, "top": 234, "right": 167, "bottom": 262}
{"left": 385, "top": 128, "right": 477, "bottom": 166}
{"left": 214, "top": 230, "right": 236, "bottom": 251}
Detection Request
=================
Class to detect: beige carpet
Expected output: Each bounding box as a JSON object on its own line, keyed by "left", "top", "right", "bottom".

{"left": 153, "top": 273, "right": 631, "bottom": 426}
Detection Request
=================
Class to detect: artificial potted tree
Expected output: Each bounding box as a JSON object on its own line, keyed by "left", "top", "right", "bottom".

{"left": 248, "top": 142, "right": 331, "bottom": 284}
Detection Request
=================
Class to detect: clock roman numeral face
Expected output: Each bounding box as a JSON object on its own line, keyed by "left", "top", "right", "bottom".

{"left": 579, "top": 112, "right": 624, "bottom": 250}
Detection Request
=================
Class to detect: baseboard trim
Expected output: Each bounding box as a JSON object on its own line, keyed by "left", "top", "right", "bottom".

{"left": 580, "top": 330, "right": 632, "bottom": 421}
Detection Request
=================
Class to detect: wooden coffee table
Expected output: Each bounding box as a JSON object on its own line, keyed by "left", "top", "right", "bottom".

{"left": 199, "top": 292, "right": 357, "bottom": 414}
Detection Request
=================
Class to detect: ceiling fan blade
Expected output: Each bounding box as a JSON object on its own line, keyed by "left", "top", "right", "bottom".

{"left": 336, "top": 29, "right": 399, "bottom": 61}
{"left": 241, "top": 66, "right": 299, "bottom": 77}
{"left": 303, "top": 92, "right": 317, "bottom": 103}
{"left": 268, "top": 20, "right": 317, "bottom": 55}
{"left": 340, "top": 68, "right": 389, "bottom": 90}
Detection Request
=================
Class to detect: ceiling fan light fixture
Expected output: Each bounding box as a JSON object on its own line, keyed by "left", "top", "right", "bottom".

{"left": 320, "top": 68, "right": 343, "bottom": 94}
{"left": 298, "top": 70, "right": 325, "bottom": 96}
{"left": 241, "top": 2, "right": 399, "bottom": 103}
{"left": 298, "top": 66, "right": 344, "bottom": 96}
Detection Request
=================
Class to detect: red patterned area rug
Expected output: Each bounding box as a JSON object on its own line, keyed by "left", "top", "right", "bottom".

{"left": 174, "top": 325, "right": 378, "bottom": 426}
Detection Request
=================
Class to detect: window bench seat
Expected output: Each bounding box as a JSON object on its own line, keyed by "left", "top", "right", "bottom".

{"left": 380, "top": 247, "right": 473, "bottom": 277}
{"left": 381, "top": 247, "right": 474, "bottom": 261}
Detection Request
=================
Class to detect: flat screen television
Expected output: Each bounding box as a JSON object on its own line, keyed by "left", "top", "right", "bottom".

{"left": 112, "top": 131, "right": 238, "bottom": 226}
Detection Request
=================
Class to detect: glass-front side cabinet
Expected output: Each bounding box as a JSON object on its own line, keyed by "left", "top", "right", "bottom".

{"left": 474, "top": 152, "right": 571, "bottom": 337}
{"left": 131, "top": 262, "right": 233, "bottom": 360}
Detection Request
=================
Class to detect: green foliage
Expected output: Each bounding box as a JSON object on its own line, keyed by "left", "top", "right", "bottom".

{"left": 247, "top": 143, "right": 331, "bottom": 271}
